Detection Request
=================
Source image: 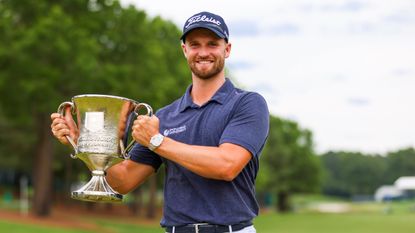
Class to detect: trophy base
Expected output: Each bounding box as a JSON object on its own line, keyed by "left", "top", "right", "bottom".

{"left": 71, "top": 170, "right": 123, "bottom": 203}
{"left": 71, "top": 190, "right": 123, "bottom": 203}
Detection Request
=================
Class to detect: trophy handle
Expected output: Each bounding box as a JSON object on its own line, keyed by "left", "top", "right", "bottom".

{"left": 57, "top": 101, "right": 79, "bottom": 159}
{"left": 122, "top": 103, "right": 153, "bottom": 159}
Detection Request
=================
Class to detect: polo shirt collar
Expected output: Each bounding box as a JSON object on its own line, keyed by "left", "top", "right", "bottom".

{"left": 179, "top": 78, "right": 234, "bottom": 112}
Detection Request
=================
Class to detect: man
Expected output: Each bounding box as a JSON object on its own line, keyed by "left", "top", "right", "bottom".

{"left": 51, "top": 11, "right": 269, "bottom": 233}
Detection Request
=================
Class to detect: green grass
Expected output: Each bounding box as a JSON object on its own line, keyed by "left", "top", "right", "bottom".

{"left": 1, "top": 200, "right": 415, "bottom": 233}
{"left": 0, "top": 219, "right": 163, "bottom": 233}
{"left": 255, "top": 212, "right": 415, "bottom": 233}
{"left": 3, "top": 212, "right": 415, "bottom": 233}
{"left": 0, "top": 220, "right": 93, "bottom": 233}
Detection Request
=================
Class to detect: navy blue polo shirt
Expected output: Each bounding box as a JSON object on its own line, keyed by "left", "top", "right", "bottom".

{"left": 130, "top": 78, "right": 269, "bottom": 226}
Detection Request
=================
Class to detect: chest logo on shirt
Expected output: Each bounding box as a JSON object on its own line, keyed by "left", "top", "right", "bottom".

{"left": 163, "top": 125, "right": 187, "bottom": 136}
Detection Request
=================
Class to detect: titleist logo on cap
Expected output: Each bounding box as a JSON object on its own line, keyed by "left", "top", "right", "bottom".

{"left": 185, "top": 14, "right": 221, "bottom": 28}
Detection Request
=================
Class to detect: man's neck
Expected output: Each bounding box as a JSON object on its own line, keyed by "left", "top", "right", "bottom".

{"left": 190, "top": 75, "right": 226, "bottom": 106}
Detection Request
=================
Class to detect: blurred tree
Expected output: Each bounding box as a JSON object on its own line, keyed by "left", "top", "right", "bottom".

{"left": 320, "top": 148, "right": 415, "bottom": 199}
{"left": 320, "top": 151, "right": 387, "bottom": 198}
{"left": 257, "top": 116, "right": 321, "bottom": 212}
{"left": 384, "top": 148, "right": 415, "bottom": 184}
{"left": 0, "top": 0, "right": 189, "bottom": 216}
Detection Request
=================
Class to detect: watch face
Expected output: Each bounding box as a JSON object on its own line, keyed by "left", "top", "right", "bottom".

{"left": 150, "top": 134, "right": 164, "bottom": 149}
{"left": 152, "top": 135, "right": 162, "bottom": 145}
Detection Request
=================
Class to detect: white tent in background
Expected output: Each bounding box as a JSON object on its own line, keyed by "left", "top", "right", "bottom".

{"left": 394, "top": 176, "right": 415, "bottom": 190}
{"left": 374, "top": 176, "right": 415, "bottom": 202}
{"left": 374, "top": 185, "right": 404, "bottom": 202}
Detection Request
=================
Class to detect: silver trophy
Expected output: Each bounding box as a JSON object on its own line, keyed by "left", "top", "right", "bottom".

{"left": 57, "top": 94, "right": 152, "bottom": 203}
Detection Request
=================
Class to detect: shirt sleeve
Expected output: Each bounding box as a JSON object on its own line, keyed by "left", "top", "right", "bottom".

{"left": 129, "top": 143, "right": 163, "bottom": 171}
{"left": 219, "top": 92, "right": 270, "bottom": 157}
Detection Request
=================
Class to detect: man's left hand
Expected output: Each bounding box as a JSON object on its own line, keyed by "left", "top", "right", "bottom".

{"left": 131, "top": 115, "right": 160, "bottom": 147}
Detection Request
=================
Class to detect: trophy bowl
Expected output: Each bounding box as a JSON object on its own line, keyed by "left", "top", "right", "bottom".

{"left": 57, "top": 94, "right": 152, "bottom": 203}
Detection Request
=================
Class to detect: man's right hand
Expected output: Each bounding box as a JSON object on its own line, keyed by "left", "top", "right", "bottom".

{"left": 50, "top": 106, "right": 79, "bottom": 145}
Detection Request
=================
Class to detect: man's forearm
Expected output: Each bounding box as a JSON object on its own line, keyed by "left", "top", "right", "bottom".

{"left": 153, "top": 137, "right": 251, "bottom": 181}
{"left": 106, "top": 160, "right": 155, "bottom": 194}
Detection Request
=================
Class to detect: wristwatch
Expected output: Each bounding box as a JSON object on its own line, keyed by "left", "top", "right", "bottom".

{"left": 148, "top": 133, "right": 164, "bottom": 151}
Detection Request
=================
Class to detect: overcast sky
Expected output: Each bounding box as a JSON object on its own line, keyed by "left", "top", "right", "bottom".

{"left": 120, "top": 0, "right": 415, "bottom": 154}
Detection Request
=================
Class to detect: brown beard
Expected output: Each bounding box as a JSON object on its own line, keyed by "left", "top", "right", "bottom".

{"left": 188, "top": 55, "right": 225, "bottom": 80}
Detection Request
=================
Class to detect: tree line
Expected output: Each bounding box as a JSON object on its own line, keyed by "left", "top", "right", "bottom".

{"left": 0, "top": 0, "right": 190, "bottom": 216}
{"left": 258, "top": 116, "right": 415, "bottom": 211}
{"left": 1, "top": 0, "right": 414, "bottom": 217}
{"left": 320, "top": 148, "right": 415, "bottom": 198}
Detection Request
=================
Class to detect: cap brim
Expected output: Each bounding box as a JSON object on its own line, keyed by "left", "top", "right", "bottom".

{"left": 181, "top": 24, "right": 226, "bottom": 41}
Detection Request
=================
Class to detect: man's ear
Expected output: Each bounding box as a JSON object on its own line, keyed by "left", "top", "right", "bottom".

{"left": 225, "top": 42, "right": 232, "bottom": 58}
{"left": 181, "top": 43, "right": 188, "bottom": 59}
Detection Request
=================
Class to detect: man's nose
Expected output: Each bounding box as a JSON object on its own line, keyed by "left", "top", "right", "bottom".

{"left": 197, "top": 46, "right": 210, "bottom": 57}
